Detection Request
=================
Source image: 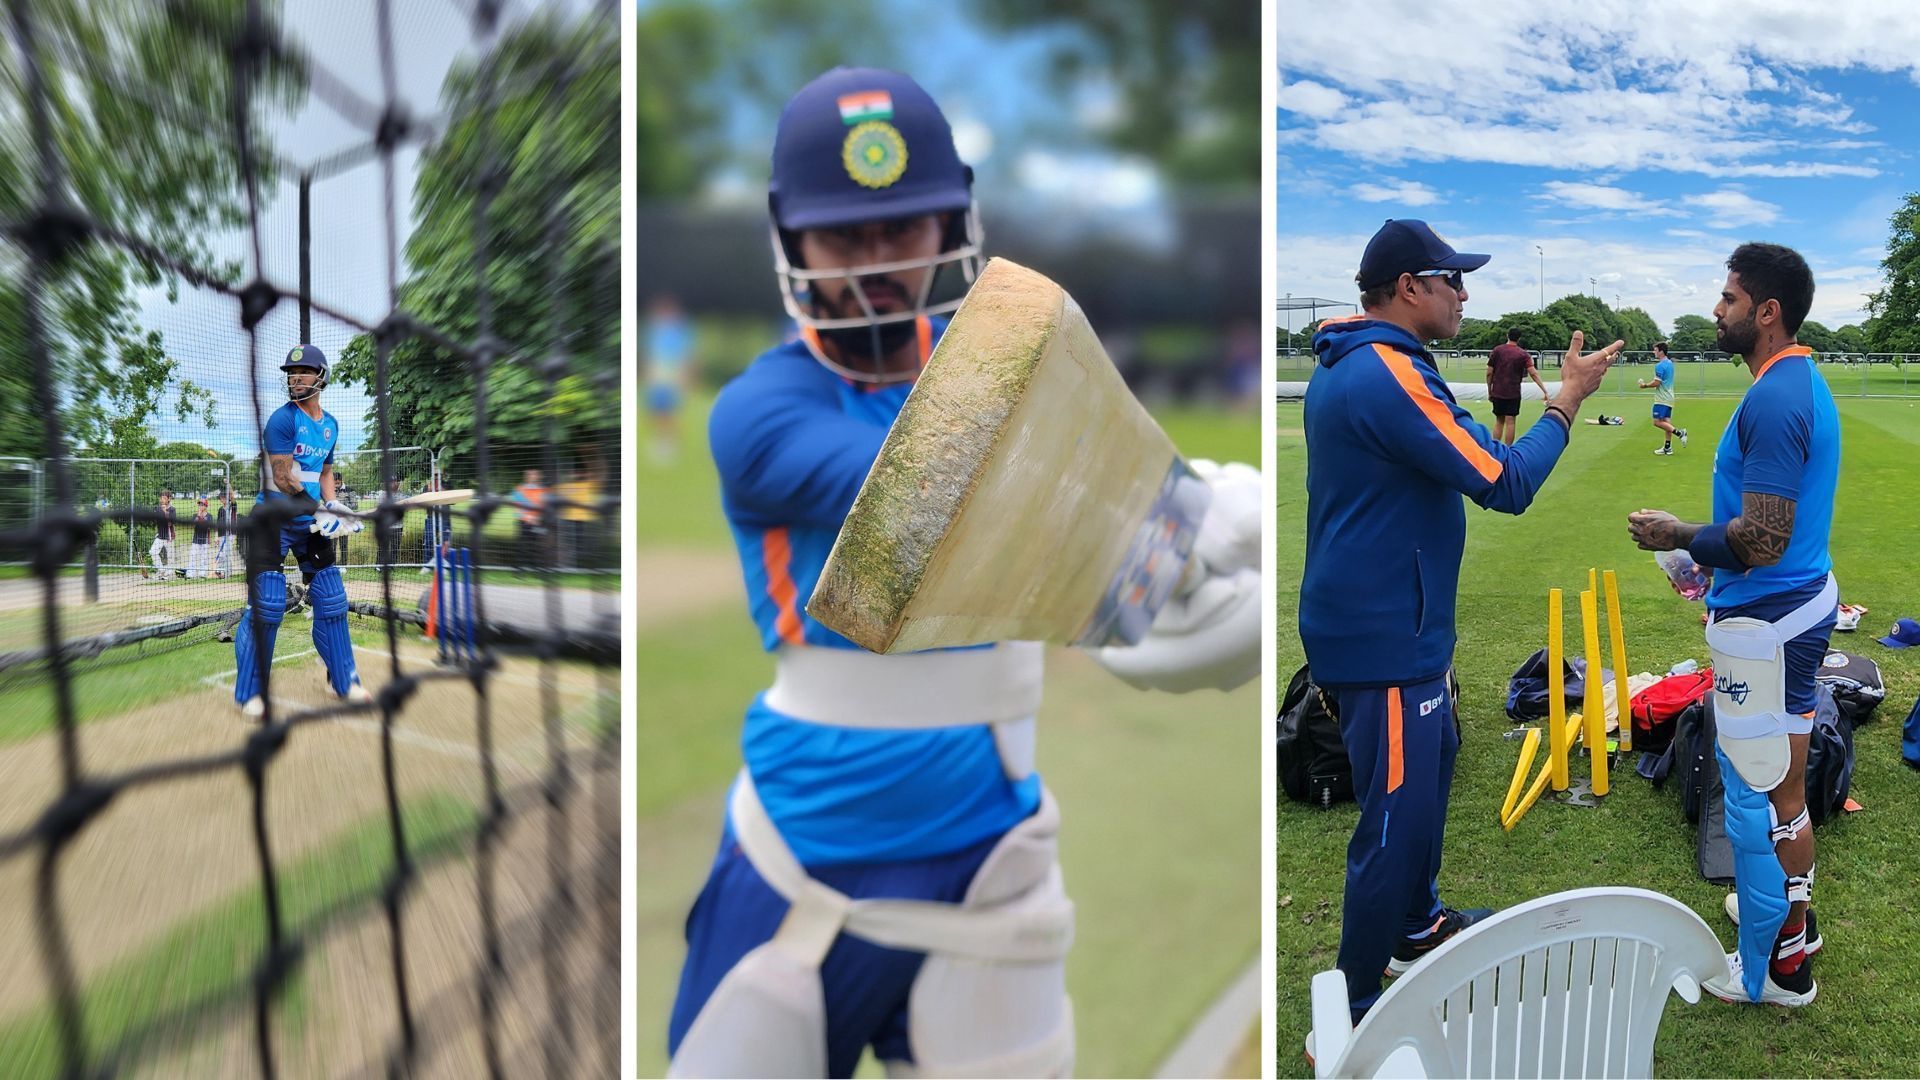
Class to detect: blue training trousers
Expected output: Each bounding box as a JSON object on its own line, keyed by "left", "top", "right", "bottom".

{"left": 1331, "top": 674, "right": 1459, "bottom": 1018}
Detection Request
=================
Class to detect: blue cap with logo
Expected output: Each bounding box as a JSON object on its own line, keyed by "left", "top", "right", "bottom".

{"left": 769, "top": 67, "right": 973, "bottom": 232}
{"left": 1879, "top": 616, "right": 1920, "bottom": 649}
{"left": 1355, "top": 219, "right": 1492, "bottom": 290}
{"left": 281, "top": 344, "right": 328, "bottom": 372}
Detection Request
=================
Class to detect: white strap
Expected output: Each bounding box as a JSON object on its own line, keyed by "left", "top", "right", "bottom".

{"left": 728, "top": 771, "right": 1073, "bottom": 963}
{"left": 1710, "top": 573, "right": 1837, "bottom": 647}
{"left": 765, "top": 642, "right": 1044, "bottom": 728}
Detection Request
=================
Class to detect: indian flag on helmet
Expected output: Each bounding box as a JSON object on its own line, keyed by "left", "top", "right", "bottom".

{"left": 837, "top": 90, "right": 893, "bottom": 125}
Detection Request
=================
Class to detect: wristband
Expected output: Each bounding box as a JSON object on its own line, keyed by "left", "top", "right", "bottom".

{"left": 1687, "top": 521, "right": 1749, "bottom": 571}
{"left": 1544, "top": 404, "right": 1573, "bottom": 429}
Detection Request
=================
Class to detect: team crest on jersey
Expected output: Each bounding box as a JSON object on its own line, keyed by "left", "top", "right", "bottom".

{"left": 842, "top": 120, "right": 908, "bottom": 189}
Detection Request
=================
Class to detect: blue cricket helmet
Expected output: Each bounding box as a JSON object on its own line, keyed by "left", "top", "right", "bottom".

{"left": 767, "top": 67, "right": 985, "bottom": 383}
{"left": 770, "top": 67, "right": 974, "bottom": 231}
{"left": 282, "top": 343, "right": 329, "bottom": 401}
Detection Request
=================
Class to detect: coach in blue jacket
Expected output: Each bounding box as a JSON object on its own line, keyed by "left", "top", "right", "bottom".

{"left": 1302, "top": 220, "right": 1621, "bottom": 1020}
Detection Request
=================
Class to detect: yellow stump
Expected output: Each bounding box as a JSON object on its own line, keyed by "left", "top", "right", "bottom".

{"left": 1580, "top": 588, "right": 1609, "bottom": 796}
{"left": 1505, "top": 712, "right": 1584, "bottom": 830}
{"left": 1501, "top": 727, "right": 1541, "bottom": 823}
{"left": 1604, "top": 569, "right": 1631, "bottom": 753}
{"left": 1547, "top": 588, "right": 1568, "bottom": 791}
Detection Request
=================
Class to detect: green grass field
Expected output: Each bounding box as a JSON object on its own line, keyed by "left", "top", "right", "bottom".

{"left": 638, "top": 391, "right": 1261, "bottom": 1077}
{"left": 1277, "top": 353, "right": 1920, "bottom": 399}
{"left": 1276, "top": 395, "right": 1920, "bottom": 1076}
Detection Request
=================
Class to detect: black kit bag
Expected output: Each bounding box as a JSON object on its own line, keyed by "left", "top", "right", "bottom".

{"left": 1279, "top": 665, "right": 1463, "bottom": 808}
{"left": 1278, "top": 665, "right": 1352, "bottom": 807}
{"left": 1659, "top": 684, "right": 1852, "bottom": 883}
{"left": 1816, "top": 649, "right": 1887, "bottom": 725}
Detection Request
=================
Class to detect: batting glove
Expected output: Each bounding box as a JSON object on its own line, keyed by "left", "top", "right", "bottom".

{"left": 311, "top": 500, "right": 364, "bottom": 538}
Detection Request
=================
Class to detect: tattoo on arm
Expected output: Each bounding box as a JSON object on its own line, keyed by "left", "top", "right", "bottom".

{"left": 1728, "top": 491, "right": 1796, "bottom": 567}
{"left": 269, "top": 454, "right": 301, "bottom": 496}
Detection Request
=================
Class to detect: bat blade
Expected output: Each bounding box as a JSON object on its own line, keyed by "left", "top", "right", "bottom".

{"left": 395, "top": 488, "right": 475, "bottom": 508}
{"left": 807, "top": 257, "right": 1207, "bottom": 654}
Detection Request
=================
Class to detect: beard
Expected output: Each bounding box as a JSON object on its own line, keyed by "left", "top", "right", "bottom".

{"left": 1716, "top": 311, "right": 1758, "bottom": 355}
{"left": 811, "top": 276, "right": 920, "bottom": 362}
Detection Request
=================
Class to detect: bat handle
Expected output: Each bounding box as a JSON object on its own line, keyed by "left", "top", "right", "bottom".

{"left": 1176, "top": 551, "right": 1208, "bottom": 599}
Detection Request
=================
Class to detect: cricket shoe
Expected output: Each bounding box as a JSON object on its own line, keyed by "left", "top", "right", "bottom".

{"left": 343, "top": 682, "right": 374, "bottom": 706}
{"left": 1678, "top": 428, "right": 1689, "bottom": 446}
{"left": 240, "top": 696, "right": 267, "bottom": 719}
{"left": 1386, "top": 907, "right": 1493, "bottom": 977}
{"left": 1723, "top": 893, "right": 1821, "bottom": 955}
{"left": 1654, "top": 446, "right": 1674, "bottom": 455}
{"left": 1702, "top": 950, "right": 1816, "bottom": 1007}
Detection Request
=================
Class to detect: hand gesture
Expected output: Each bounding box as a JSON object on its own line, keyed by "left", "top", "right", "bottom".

{"left": 1558, "top": 330, "right": 1625, "bottom": 402}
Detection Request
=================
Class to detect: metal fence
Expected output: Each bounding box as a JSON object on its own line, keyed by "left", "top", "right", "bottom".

{"left": 1276, "top": 349, "right": 1920, "bottom": 399}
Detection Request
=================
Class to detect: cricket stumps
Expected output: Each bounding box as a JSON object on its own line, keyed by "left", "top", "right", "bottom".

{"left": 1503, "top": 567, "right": 1631, "bottom": 830}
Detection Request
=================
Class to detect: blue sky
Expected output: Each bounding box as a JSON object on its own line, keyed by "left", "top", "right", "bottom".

{"left": 1276, "top": 1, "right": 1920, "bottom": 334}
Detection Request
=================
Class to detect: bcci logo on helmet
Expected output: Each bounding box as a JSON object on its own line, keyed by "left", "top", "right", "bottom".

{"left": 1715, "top": 672, "right": 1751, "bottom": 705}
{"left": 842, "top": 120, "right": 908, "bottom": 189}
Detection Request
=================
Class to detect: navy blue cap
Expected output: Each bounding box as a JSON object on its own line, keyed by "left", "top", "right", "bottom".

{"left": 1879, "top": 617, "right": 1920, "bottom": 649}
{"left": 281, "top": 344, "right": 328, "bottom": 371}
{"left": 1356, "top": 219, "right": 1491, "bottom": 290}
{"left": 770, "top": 67, "right": 973, "bottom": 232}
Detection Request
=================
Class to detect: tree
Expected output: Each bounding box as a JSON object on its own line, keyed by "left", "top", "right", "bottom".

{"left": 1669, "top": 314, "right": 1719, "bottom": 354}
{"left": 1613, "top": 307, "right": 1662, "bottom": 351}
{"left": 334, "top": 13, "right": 617, "bottom": 484}
{"left": 971, "top": 0, "right": 1259, "bottom": 188}
{"left": 1796, "top": 320, "right": 1836, "bottom": 355}
{"left": 1865, "top": 192, "right": 1920, "bottom": 353}
{"left": 1833, "top": 323, "right": 1866, "bottom": 354}
{"left": 0, "top": 0, "right": 297, "bottom": 461}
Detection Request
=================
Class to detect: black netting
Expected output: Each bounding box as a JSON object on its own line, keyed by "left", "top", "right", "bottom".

{"left": 0, "top": 0, "right": 618, "bottom": 1075}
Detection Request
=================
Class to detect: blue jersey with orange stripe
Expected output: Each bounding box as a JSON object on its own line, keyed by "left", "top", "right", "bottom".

{"left": 1705, "top": 344, "right": 1839, "bottom": 610}
{"left": 1300, "top": 317, "right": 1572, "bottom": 687}
{"left": 706, "top": 317, "right": 1042, "bottom": 866}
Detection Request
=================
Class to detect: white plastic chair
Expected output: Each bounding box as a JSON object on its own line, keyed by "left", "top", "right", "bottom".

{"left": 1308, "top": 887, "right": 1727, "bottom": 1079}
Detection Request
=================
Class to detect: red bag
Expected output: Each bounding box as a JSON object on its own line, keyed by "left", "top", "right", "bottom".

{"left": 1629, "top": 669, "right": 1713, "bottom": 752}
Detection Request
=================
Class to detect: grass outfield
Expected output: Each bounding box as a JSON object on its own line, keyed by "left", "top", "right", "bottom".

{"left": 1276, "top": 395, "right": 1920, "bottom": 1077}
{"left": 1277, "top": 353, "right": 1920, "bottom": 398}
{"left": 638, "top": 391, "right": 1261, "bottom": 1077}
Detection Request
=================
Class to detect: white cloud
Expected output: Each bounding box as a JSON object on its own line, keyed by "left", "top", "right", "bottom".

{"left": 1275, "top": 227, "right": 1879, "bottom": 330}
{"left": 1276, "top": 80, "right": 1350, "bottom": 120}
{"left": 1350, "top": 180, "right": 1440, "bottom": 206}
{"left": 1274, "top": 0, "right": 1915, "bottom": 179}
{"left": 1680, "top": 187, "right": 1783, "bottom": 228}
{"left": 1536, "top": 181, "right": 1681, "bottom": 216}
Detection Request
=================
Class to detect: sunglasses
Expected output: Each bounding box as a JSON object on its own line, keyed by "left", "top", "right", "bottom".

{"left": 1412, "top": 269, "right": 1464, "bottom": 292}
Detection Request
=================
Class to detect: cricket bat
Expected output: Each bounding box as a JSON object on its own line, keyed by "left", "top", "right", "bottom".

{"left": 807, "top": 257, "right": 1209, "bottom": 654}
{"left": 393, "top": 488, "right": 475, "bottom": 508}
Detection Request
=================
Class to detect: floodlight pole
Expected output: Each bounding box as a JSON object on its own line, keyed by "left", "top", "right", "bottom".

{"left": 1535, "top": 245, "right": 1544, "bottom": 311}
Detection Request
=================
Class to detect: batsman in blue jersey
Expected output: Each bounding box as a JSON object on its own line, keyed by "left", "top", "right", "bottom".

{"left": 1631, "top": 243, "right": 1839, "bottom": 1007}
{"left": 664, "top": 68, "right": 1262, "bottom": 1079}
{"left": 232, "top": 344, "right": 371, "bottom": 717}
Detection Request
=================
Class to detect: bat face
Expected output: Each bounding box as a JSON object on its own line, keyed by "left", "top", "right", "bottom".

{"left": 807, "top": 257, "right": 1207, "bottom": 654}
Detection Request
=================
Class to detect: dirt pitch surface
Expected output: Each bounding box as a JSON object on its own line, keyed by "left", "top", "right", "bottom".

{"left": 0, "top": 639, "right": 619, "bottom": 1077}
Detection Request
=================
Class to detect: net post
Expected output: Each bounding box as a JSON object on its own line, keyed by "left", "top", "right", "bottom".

{"left": 84, "top": 530, "right": 98, "bottom": 603}
{"left": 298, "top": 169, "right": 312, "bottom": 344}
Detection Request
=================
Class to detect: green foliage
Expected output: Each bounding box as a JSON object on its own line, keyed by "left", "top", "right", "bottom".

{"left": 970, "top": 0, "right": 1259, "bottom": 187}
{"left": 0, "top": 0, "right": 297, "bottom": 460}
{"left": 637, "top": 2, "right": 727, "bottom": 199}
{"left": 1669, "top": 313, "right": 1719, "bottom": 354}
{"left": 1866, "top": 192, "right": 1920, "bottom": 353}
{"left": 334, "top": 13, "right": 617, "bottom": 480}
